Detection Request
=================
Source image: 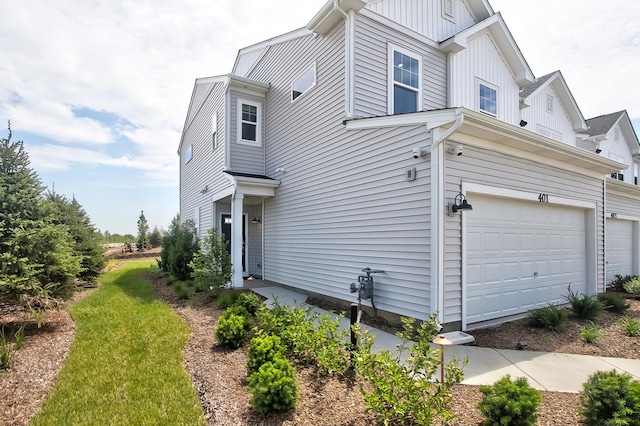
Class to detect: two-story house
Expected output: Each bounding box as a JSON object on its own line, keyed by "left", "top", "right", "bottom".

{"left": 178, "top": 0, "right": 630, "bottom": 331}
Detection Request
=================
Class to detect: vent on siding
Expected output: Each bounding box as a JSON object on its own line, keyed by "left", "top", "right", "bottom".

{"left": 443, "top": 0, "right": 454, "bottom": 21}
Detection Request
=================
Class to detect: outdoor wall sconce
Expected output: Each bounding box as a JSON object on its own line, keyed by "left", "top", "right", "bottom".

{"left": 611, "top": 213, "right": 618, "bottom": 219}
{"left": 519, "top": 119, "right": 528, "bottom": 127}
{"left": 251, "top": 217, "right": 261, "bottom": 224}
{"left": 595, "top": 148, "right": 602, "bottom": 154}
{"left": 448, "top": 193, "right": 473, "bottom": 216}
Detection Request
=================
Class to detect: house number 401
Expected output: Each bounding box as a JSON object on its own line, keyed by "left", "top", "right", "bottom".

{"left": 538, "top": 194, "right": 549, "bottom": 203}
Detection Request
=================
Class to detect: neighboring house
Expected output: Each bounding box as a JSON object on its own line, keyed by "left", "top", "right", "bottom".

{"left": 580, "top": 111, "right": 640, "bottom": 284}
{"left": 178, "top": 0, "right": 631, "bottom": 331}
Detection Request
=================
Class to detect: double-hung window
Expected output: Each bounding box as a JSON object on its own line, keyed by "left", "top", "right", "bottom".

{"left": 478, "top": 81, "right": 497, "bottom": 116}
{"left": 237, "top": 99, "right": 261, "bottom": 146}
{"left": 389, "top": 45, "right": 422, "bottom": 114}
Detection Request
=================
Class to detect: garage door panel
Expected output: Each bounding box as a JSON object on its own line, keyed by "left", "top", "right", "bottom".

{"left": 467, "top": 196, "right": 586, "bottom": 325}
{"left": 606, "top": 219, "right": 633, "bottom": 284}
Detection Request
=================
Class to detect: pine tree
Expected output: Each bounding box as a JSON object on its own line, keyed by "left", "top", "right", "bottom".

{"left": 137, "top": 210, "right": 149, "bottom": 251}
{"left": 148, "top": 226, "right": 163, "bottom": 248}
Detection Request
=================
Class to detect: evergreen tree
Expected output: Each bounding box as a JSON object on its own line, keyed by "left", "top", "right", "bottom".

{"left": 137, "top": 210, "right": 149, "bottom": 250}
{"left": 148, "top": 225, "right": 163, "bottom": 248}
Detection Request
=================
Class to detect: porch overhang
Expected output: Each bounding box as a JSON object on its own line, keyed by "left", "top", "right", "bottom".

{"left": 224, "top": 171, "right": 280, "bottom": 198}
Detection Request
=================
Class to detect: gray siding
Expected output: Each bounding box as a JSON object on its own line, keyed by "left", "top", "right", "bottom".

{"left": 180, "top": 82, "right": 229, "bottom": 229}
{"left": 246, "top": 25, "right": 435, "bottom": 320}
{"left": 353, "top": 13, "right": 448, "bottom": 118}
{"left": 606, "top": 190, "right": 640, "bottom": 217}
{"left": 229, "top": 91, "right": 266, "bottom": 175}
{"left": 443, "top": 144, "right": 605, "bottom": 324}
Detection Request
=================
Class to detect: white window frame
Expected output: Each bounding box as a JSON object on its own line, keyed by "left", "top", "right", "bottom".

{"left": 546, "top": 94, "right": 554, "bottom": 113}
{"left": 183, "top": 144, "right": 193, "bottom": 164}
{"left": 388, "top": 44, "right": 422, "bottom": 115}
{"left": 237, "top": 99, "right": 261, "bottom": 147}
{"left": 477, "top": 79, "right": 498, "bottom": 117}
{"left": 212, "top": 112, "right": 218, "bottom": 150}
{"left": 291, "top": 63, "right": 317, "bottom": 102}
{"left": 442, "top": 0, "right": 454, "bottom": 21}
{"left": 634, "top": 164, "right": 638, "bottom": 185}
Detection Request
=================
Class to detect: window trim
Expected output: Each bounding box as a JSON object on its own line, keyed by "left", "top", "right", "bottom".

{"left": 477, "top": 79, "right": 498, "bottom": 117}
{"left": 183, "top": 144, "right": 193, "bottom": 164}
{"left": 291, "top": 62, "right": 317, "bottom": 103}
{"left": 237, "top": 99, "right": 261, "bottom": 147}
{"left": 388, "top": 44, "right": 423, "bottom": 115}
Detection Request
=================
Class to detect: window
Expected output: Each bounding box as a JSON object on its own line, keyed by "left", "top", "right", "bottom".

{"left": 442, "top": 0, "right": 454, "bottom": 21}
{"left": 389, "top": 45, "right": 422, "bottom": 114}
{"left": 478, "top": 82, "right": 497, "bottom": 116}
{"left": 183, "top": 144, "right": 193, "bottom": 164}
{"left": 212, "top": 113, "right": 218, "bottom": 150}
{"left": 611, "top": 172, "right": 624, "bottom": 181}
{"left": 291, "top": 63, "right": 316, "bottom": 101}
{"left": 546, "top": 94, "right": 554, "bottom": 113}
{"left": 635, "top": 164, "right": 638, "bottom": 185}
{"left": 237, "top": 99, "right": 261, "bottom": 146}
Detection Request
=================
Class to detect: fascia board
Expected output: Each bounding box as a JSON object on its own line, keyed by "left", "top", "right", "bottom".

{"left": 227, "top": 75, "right": 271, "bottom": 97}
{"left": 344, "top": 109, "right": 458, "bottom": 130}
{"left": 619, "top": 113, "right": 640, "bottom": 155}
{"left": 307, "top": 0, "right": 365, "bottom": 35}
{"left": 179, "top": 78, "right": 225, "bottom": 153}
{"left": 606, "top": 178, "right": 640, "bottom": 200}
{"left": 553, "top": 75, "right": 588, "bottom": 131}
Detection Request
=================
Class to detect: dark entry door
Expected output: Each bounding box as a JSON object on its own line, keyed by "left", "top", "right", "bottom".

{"left": 221, "top": 214, "right": 246, "bottom": 272}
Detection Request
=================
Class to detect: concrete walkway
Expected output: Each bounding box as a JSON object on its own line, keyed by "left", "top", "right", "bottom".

{"left": 252, "top": 285, "right": 640, "bottom": 393}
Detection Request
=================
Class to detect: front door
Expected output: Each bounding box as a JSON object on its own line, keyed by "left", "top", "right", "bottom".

{"left": 221, "top": 214, "right": 246, "bottom": 273}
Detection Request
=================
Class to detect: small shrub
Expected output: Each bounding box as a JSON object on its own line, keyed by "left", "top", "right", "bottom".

{"left": 580, "top": 370, "right": 640, "bottom": 426}
{"left": 565, "top": 286, "right": 603, "bottom": 320}
{"left": 0, "top": 328, "right": 14, "bottom": 370}
{"left": 620, "top": 317, "right": 640, "bottom": 337}
{"left": 247, "top": 334, "right": 285, "bottom": 374}
{"left": 610, "top": 274, "right": 635, "bottom": 292}
{"left": 193, "top": 282, "right": 205, "bottom": 293}
{"left": 247, "top": 357, "right": 299, "bottom": 416}
{"left": 223, "top": 305, "right": 253, "bottom": 329}
{"left": 478, "top": 375, "right": 542, "bottom": 426}
{"left": 527, "top": 304, "right": 568, "bottom": 331}
{"left": 597, "top": 292, "right": 630, "bottom": 313}
{"left": 623, "top": 277, "right": 640, "bottom": 295}
{"left": 165, "top": 275, "right": 177, "bottom": 286}
{"left": 215, "top": 314, "right": 248, "bottom": 348}
{"left": 237, "top": 292, "right": 262, "bottom": 316}
{"left": 580, "top": 321, "right": 601, "bottom": 344}
{"left": 172, "top": 282, "right": 189, "bottom": 299}
{"left": 217, "top": 291, "right": 240, "bottom": 310}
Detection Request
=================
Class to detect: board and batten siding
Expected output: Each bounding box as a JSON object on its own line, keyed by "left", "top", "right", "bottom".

{"left": 353, "top": 12, "right": 448, "bottom": 118}
{"left": 449, "top": 31, "right": 521, "bottom": 125}
{"left": 521, "top": 84, "right": 577, "bottom": 146}
{"left": 364, "top": 0, "right": 477, "bottom": 42}
{"left": 180, "top": 82, "right": 229, "bottom": 231}
{"left": 245, "top": 24, "right": 435, "bottom": 320}
{"left": 442, "top": 143, "right": 605, "bottom": 324}
{"left": 229, "top": 91, "right": 266, "bottom": 175}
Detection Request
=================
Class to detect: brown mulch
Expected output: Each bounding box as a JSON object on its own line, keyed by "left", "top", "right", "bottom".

{"left": 3, "top": 265, "right": 638, "bottom": 425}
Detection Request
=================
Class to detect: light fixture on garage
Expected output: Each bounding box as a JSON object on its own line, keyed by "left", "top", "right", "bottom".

{"left": 448, "top": 193, "right": 473, "bottom": 216}
{"left": 251, "top": 217, "right": 261, "bottom": 224}
{"left": 611, "top": 213, "right": 618, "bottom": 219}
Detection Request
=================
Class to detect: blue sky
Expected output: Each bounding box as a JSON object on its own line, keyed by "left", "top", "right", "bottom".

{"left": 1, "top": 0, "right": 639, "bottom": 235}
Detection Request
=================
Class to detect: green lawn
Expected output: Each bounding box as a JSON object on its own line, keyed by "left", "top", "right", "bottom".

{"left": 33, "top": 260, "right": 206, "bottom": 426}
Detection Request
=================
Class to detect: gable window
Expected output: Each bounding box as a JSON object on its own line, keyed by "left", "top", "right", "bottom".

{"left": 291, "top": 63, "right": 316, "bottom": 102}
{"left": 388, "top": 45, "right": 422, "bottom": 114}
{"left": 237, "top": 99, "right": 261, "bottom": 146}
{"left": 478, "top": 81, "right": 497, "bottom": 116}
{"left": 212, "top": 113, "right": 218, "bottom": 150}
{"left": 183, "top": 144, "right": 193, "bottom": 164}
{"left": 546, "top": 94, "right": 554, "bottom": 113}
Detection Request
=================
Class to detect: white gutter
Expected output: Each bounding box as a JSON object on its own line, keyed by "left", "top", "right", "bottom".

{"left": 429, "top": 108, "right": 464, "bottom": 326}
{"left": 333, "top": 0, "right": 355, "bottom": 118}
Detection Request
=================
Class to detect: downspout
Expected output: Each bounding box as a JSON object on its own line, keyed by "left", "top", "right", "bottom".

{"left": 333, "top": 0, "right": 355, "bottom": 118}
{"left": 430, "top": 108, "right": 464, "bottom": 327}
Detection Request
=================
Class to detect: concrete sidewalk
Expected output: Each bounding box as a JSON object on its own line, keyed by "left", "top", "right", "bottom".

{"left": 252, "top": 285, "right": 640, "bottom": 393}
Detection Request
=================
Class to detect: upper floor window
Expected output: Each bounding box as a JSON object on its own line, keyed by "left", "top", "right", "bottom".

{"left": 388, "top": 45, "right": 422, "bottom": 114}
{"left": 611, "top": 172, "right": 624, "bottom": 181}
{"left": 183, "top": 144, "right": 193, "bottom": 164}
{"left": 291, "top": 63, "right": 316, "bottom": 102}
{"left": 478, "top": 81, "right": 497, "bottom": 116}
{"left": 212, "top": 113, "right": 218, "bottom": 150}
{"left": 635, "top": 164, "right": 639, "bottom": 185}
{"left": 546, "top": 94, "right": 554, "bottom": 113}
{"left": 237, "top": 99, "right": 261, "bottom": 146}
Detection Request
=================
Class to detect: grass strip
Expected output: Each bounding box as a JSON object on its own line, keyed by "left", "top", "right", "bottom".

{"left": 33, "top": 260, "right": 205, "bottom": 426}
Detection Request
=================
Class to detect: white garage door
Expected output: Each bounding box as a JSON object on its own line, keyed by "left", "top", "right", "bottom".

{"left": 606, "top": 219, "right": 633, "bottom": 285}
{"left": 466, "top": 195, "right": 586, "bottom": 325}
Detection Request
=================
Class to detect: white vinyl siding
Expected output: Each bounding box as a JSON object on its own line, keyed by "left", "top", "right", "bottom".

{"left": 448, "top": 32, "right": 521, "bottom": 124}
{"left": 229, "top": 92, "right": 265, "bottom": 175}
{"left": 364, "top": 0, "right": 477, "bottom": 41}
{"left": 520, "top": 84, "right": 576, "bottom": 145}
{"left": 353, "top": 13, "right": 447, "bottom": 118}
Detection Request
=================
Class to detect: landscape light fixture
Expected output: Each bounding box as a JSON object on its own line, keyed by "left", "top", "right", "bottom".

{"left": 448, "top": 193, "right": 473, "bottom": 216}
{"left": 433, "top": 335, "right": 453, "bottom": 385}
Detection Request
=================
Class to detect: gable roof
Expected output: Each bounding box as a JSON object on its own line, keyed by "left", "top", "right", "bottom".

{"left": 307, "top": 0, "right": 366, "bottom": 35}
{"left": 586, "top": 110, "right": 640, "bottom": 156}
{"left": 440, "top": 12, "right": 534, "bottom": 85}
{"left": 520, "top": 70, "right": 588, "bottom": 132}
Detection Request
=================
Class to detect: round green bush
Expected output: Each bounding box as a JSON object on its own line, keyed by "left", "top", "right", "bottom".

{"left": 623, "top": 277, "right": 640, "bottom": 295}
{"left": 247, "top": 357, "right": 299, "bottom": 416}
{"left": 580, "top": 370, "right": 640, "bottom": 426}
{"left": 247, "top": 334, "right": 285, "bottom": 374}
{"left": 223, "top": 305, "right": 252, "bottom": 329}
{"left": 478, "top": 375, "right": 542, "bottom": 426}
{"left": 237, "top": 292, "right": 263, "bottom": 315}
{"left": 215, "top": 314, "right": 248, "bottom": 348}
